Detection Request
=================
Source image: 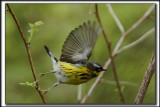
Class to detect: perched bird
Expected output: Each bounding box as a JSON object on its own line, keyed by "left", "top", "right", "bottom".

{"left": 40, "top": 21, "right": 106, "bottom": 94}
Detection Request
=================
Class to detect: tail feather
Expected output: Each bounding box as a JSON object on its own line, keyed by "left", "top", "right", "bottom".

{"left": 44, "top": 45, "right": 58, "bottom": 64}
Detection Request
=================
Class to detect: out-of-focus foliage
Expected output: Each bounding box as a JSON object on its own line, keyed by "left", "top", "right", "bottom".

{"left": 28, "top": 21, "right": 44, "bottom": 43}
{"left": 5, "top": 3, "right": 155, "bottom": 104}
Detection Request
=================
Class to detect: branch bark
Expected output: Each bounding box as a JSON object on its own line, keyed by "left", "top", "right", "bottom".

{"left": 80, "top": 4, "right": 155, "bottom": 104}
{"left": 107, "top": 4, "right": 125, "bottom": 34}
{"left": 113, "top": 4, "right": 155, "bottom": 54}
{"left": 81, "top": 4, "right": 125, "bottom": 104}
{"left": 123, "top": 4, "right": 155, "bottom": 38}
{"left": 6, "top": 4, "right": 46, "bottom": 104}
{"left": 95, "top": 4, "right": 125, "bottom": 104}
{"left": 134, "top": 55, "right": 155, "bottom": 104}
{"left": 117, "top": 28, "right": 155, "bottom": 54}
{"left": 77, "top": 84, "right": 82, "bottom": 103}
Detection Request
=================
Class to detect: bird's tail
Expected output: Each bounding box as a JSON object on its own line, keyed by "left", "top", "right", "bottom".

{"left": 44, "top": 45, "right": 58, "bottom": 65}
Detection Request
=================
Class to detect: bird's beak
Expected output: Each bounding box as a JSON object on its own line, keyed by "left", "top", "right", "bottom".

{"left": 102, "top": 69, "right": 107, "bottom": 71}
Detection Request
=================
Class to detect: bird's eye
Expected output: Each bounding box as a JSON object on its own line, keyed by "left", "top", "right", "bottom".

{"left": 95, "top": 67, "right": 101, "bottom": 72}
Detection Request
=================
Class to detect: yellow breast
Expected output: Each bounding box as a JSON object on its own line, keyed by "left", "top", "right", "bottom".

{"left": 58, "top": 61, "right": 101, "bottom": 85}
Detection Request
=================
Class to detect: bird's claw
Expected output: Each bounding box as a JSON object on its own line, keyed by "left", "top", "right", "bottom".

{"left": 42, "top": 90, "right": 48, "bottom": 94}
{"left": 38, "top": 73, "right": 45, "bottom": 78}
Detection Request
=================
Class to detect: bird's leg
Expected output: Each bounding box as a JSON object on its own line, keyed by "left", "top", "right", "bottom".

{"left": 38, "top": 70, "right": 56, "bottom": 79}
{"left": 43, "top": 81, "right": 62, "bottom": 94}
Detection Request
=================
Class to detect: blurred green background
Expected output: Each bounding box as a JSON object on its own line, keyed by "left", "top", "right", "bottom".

{"left": 5, "top": 3, "right": 155, "bottom": 104}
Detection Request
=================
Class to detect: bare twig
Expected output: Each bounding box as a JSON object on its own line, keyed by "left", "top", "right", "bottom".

{"left": 80, "top": 70, "right": 105, "bottom": 103}
{"left": 113, "top": 4, "right": 155, "bottom": 54}
{"left": 118, "top": 27, "right": 155, "bottom": 54}
{"left": 6, "top": 4, "right": 46, "bottom": 104}
{"left": 96, "top": 4, "right": 125, "bottom": 104}
{"left": 123, "top": 4, "right": 155, "bottom": 38}
{"left": 77, "top": 84, "right": 82, "bottom": 103}
{"left": 106, "top": 4, "right": 125, "bottom": 34}
{"left": 81, "top": 4, "right": 125, "bottom": 104}
{"left": 95, "top": 4, "right": 110, "bottom": 45}
{"left": 134, "top": 55, "right": 155, "bottom": 104}
{"left": 81, "top": 4, "right": 155, "bottom": 104}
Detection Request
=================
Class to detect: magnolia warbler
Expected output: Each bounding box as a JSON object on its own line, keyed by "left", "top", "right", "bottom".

{"left": 40, "top": 21, "right": 106, "bottom": 94}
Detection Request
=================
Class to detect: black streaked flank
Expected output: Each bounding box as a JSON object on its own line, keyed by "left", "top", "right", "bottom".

{"left": 81, "top": 77, "right": 88, "bottom": 79}
{"left": 92, "top": 74, "right": 97, "bottom": 78}
{"left": 80, "top": 73, "right": 89, "bottom": 76}
{"left": 64, "top": 68, "right": 73, "bottom": 70}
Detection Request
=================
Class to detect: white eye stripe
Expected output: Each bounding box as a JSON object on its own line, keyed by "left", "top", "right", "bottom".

{"left": 93, "top": 63, "right": 100, "bottom": 68}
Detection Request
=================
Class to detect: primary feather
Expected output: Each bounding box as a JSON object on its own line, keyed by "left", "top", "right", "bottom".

{"left": 60, "top": 21, "right": 101, "bottom": 64}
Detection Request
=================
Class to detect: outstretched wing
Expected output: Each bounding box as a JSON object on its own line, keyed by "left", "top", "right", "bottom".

{"left": 60, "top": 21, "right": 101, "bottom": 64}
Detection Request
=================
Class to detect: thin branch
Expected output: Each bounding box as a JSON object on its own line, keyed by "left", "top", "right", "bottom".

{"left": 81, "top": 4, "right": 155, "bottom": 104}
{"left": 77, "top": 84, "right": 82, "bottom": 103}
{"left": 118, "top": 27, "right": 155, "bottom": 54}
{"left": 6, "top": 4, "right": 46, "bottom": 104}
{"left": 81, "top": 4, "right": 125, "bottom": 104}
{"left": 106, "top": 4, "right": 125, "bottom": 34}
{"left": 80, "top": 70, "right": 106, "bottom": 103}
{"left": 96, "top": 4, "right": 125, "bottom": 104}
{"left": 134, "top": 55, "right": 155, "bottom": 104}
{"left": 113, "top": 4, "right": 155, "bottom": 54}
{"left": 95, "top": 4, "right": 110, "bottom": 45}
{"left": 123, "top": 4, "right": 155, "bottom": 38}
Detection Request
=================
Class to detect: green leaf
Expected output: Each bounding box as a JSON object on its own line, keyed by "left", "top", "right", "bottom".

{"left": 34, "top": 21, "right": 44, "bottom": 26}
{"left": 29, "top": 23, "right": 34, "bottom": 28}
{"left": 27, "top": 21, "right": 44, "bottom": 43}
{"left": 19, "top": 81, "right": 36, "bottom": 88}
{"left": 33, "top": 27, "right": 38, "bottom": 32}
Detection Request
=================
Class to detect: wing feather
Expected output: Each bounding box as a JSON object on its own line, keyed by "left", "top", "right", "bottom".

{"left": 60, "top": 21, "right": 101, "bottom": 64}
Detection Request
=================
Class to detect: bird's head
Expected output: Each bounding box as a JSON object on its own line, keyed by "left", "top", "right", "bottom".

{"left": 87, "top": 61, "right": 106, "bottom": 72}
